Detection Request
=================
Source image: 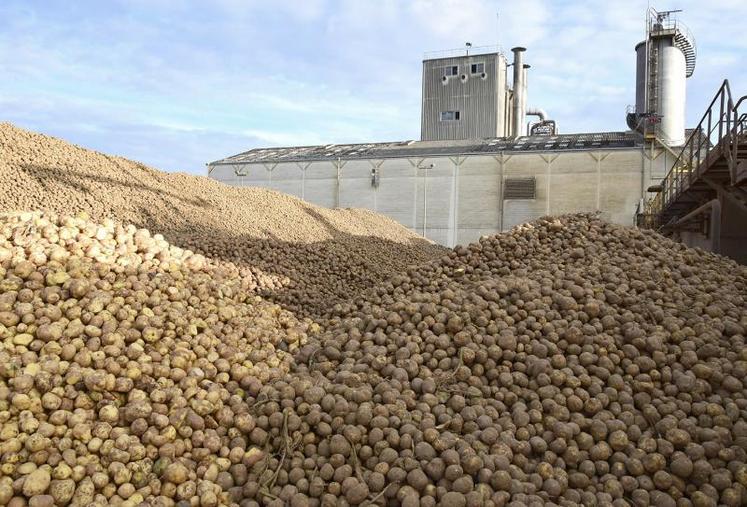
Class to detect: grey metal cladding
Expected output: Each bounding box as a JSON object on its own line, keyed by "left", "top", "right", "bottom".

{"left": 421, "top": 53, "right": 502, "bottom": 141}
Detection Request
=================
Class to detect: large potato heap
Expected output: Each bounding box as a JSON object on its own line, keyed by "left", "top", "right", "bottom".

{"left": 0, "top": 123, "right": 445, "bottom": 318}
{"left": 0, "top": 212, "right": 311, "bottom": 506}
{"left": 2, "top": 123, "right": 747, "bottom": 507}
{"left": 242, "top": 215, "right": 746, "bottom": 507}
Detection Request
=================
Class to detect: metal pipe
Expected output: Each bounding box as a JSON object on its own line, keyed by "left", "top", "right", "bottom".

{"left": 711, "top": 199, "right": 721, "bottom": 254}
{"left": 526, "top": 107, "right": 547, "bottom": 121}
{"left": 671, "top": 198, "right": 721, "bottom": 254}
{"left": 423, "top": 168, "right": 427, "bottom": 236}
{"left": 417, "top": 163, "right": 435, "bottom": 237}
{"left": 335, "top": 157, "right": 341, "bottom": 207}
{"left": 522, "top": 64, "right": 529, "bottom": 133}
{"left": 511, "top": 47, "right": 526, "bottom": 137}
{"left": 525, "top": 107, "right": 548, "bottom": 135}
{"left": 673, "top": 198, "right": 717, "bottom": 226}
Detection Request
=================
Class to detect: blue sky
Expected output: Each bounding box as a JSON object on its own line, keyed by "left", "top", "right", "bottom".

{"left": 2, "top": 0, "right": 745, "bottom": 175}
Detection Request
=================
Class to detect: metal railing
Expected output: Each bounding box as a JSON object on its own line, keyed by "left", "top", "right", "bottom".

{"left": 423, "top": 45, "right": 503, "bottom": 60}
{"left": 648, "top": 9, "right": 697, "bottom": 77}
{"left": 638, "top": 79, "right": 747, "bottom": 229}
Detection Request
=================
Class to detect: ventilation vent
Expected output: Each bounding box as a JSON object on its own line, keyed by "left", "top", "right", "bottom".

{"left": 504, "top": 178, "right": 536, "bottom": 199}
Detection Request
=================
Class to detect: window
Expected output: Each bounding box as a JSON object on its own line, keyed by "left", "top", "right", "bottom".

{"left": 440, "top": 111, "right": 460, "bottom": 121}
{"left": 470, "top": 62, "right": 485, "bottom": 74}
{"left": 504, "top": 178, "right": 536, "bottom": 199}
{"left": 443, "top": 65, "right": 458, "bottom": 77}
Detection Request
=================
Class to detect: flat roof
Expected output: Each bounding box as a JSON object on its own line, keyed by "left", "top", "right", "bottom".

{"left": 208, "top": 131, "right": 641, "bottom": 166}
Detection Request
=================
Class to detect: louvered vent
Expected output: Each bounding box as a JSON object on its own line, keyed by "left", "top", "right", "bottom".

{"left": 504, "top": 178, "right": 536, "bottom": 199}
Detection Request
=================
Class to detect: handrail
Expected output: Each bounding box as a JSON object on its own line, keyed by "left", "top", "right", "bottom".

{"left": 640, "top": 80, "right": 739, "bottom": 228}
{"left": 732, "top": 99, "right": 747, "bottom": 182}
{"left": 423, "top": 45, "right": 503, "bottom": 60}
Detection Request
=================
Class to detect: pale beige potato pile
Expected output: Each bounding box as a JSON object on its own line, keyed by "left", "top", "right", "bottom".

{"left": 0, "top": 123, "right": 446, "bottom": 317}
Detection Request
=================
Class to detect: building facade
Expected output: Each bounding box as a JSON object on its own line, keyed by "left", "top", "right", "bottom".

{"left": 208, "top": 134, "right": 673, "bottom": 247}
{"left": 421, "top": 49, "right": 511, "bottom": 141}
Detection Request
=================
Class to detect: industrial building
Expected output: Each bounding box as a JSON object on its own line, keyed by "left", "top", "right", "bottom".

{"left": 208, "top": 9, "right": 746, "bottom": 260}
{"left": 421, "top": 46, "right": 555, "bottom": 141}
{"left": 207, "top": 133, "right": 675, "bottom": 247}
{"left": 421, "top": 48, "right": 510, "bottom": 140}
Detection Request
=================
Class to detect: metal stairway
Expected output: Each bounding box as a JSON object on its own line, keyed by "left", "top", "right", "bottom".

{"left": 637, "top": 80, "right": 747, "bottom": 232}
{"left": 673, "top": 27, "right": 697, "bottom": 77}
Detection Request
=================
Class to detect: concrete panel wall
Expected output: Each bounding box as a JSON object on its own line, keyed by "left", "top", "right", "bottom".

{"left": 210, "top": 148, "right": 648, "bottom": 247}
{"left": 599, "top": 151, "right": 645, "bottom": 225}
{"left": 549, "top": 152, "right": 598, "bottom": 215}
{"left": 456, "top": 156, "right": 502, "bottom": 246}
{"left": 339, "top": 161, "right": 375, "bottom": 210}
{"left": 681, "top": 197, "right": 747, "bottom": 265}
{"left": 379, "top": 160, "right": 417, "bottom": 228}
{"left": 503, "top": 154, "right": 548, "bottom": 230}
{"left": 720, "top": 197, "right": 747, "bottom": 264}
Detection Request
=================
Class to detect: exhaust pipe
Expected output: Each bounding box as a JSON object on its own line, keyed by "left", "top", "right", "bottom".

{"left": 511, "top": 47, "right": 526, "bottom": 137}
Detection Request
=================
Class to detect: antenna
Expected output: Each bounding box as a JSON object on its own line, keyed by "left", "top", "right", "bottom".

{"left": 656, "top": 8, "right": 682, "bottom": 23}
{"left": 496, "top": 11, "right": 500, "bottom": 52}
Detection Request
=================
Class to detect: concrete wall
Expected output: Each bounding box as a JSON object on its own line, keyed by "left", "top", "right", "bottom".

{"left": 210, "top": 147, "right": 668, "bottom": 247}
{"left": 720, "top": 197, "right": 747, "bottom": 264}
{"left": 680, "top": 196, "right": 747, "bottom": 264}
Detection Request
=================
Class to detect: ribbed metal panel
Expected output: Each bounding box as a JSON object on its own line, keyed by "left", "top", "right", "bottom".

{"left": 420, "top": 53, "right": 507, "bottom": 141}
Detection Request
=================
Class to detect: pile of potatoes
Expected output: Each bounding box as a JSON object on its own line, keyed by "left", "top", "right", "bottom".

{"left": 0, "top": 212, "right": 313, "bottom": 506}
{"left": 232, "top": 215, "right": 746, "bottom": 506}
{"left": 224, "top": 216, "right": 747, "bottom": 507}
{"left": 4, "top": 211, "right": 740, "bottom": 506}
{"left": 0, "top": 123, "right": 445, "bottom": 318}
{"left": 1, "top": 124, "right": 746, "bottom": 507}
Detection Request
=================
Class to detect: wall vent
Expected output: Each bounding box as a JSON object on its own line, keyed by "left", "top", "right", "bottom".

{"left": 504, "top": 177, "right": 536, "bottom": 199}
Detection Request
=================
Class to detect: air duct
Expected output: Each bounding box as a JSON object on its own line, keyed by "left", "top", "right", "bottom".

{"left": 511, "top": 47, "right": 526, "bottom": 137}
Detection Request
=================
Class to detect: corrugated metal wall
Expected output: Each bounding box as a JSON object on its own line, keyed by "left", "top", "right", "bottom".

{"left": 210, "top": 148, "right": 670, "bottom": 247}
{"left": 421, "top": 53, "right": 508, "bottom": 141}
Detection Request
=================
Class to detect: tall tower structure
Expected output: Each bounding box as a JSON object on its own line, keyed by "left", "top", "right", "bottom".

{"left": 628, "top": 9, "right": 696, "bottom": 147}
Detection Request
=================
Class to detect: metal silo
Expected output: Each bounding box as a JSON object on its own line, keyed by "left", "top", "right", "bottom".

{"left": 630, "top": 9, "right": 696, "bottom": 147}
{"left": 634, "top": 42, "right": 647, "bottom": 117}
{"left": 657, "top": 42, "right": 687, "bottom": 146}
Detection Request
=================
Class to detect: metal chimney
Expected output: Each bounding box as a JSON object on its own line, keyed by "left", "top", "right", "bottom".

{"left": 523, "top": 64, "right": 530, "bottom": 135}
{"left": 511, "top": 47, "right": 526, "bottom": 137}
